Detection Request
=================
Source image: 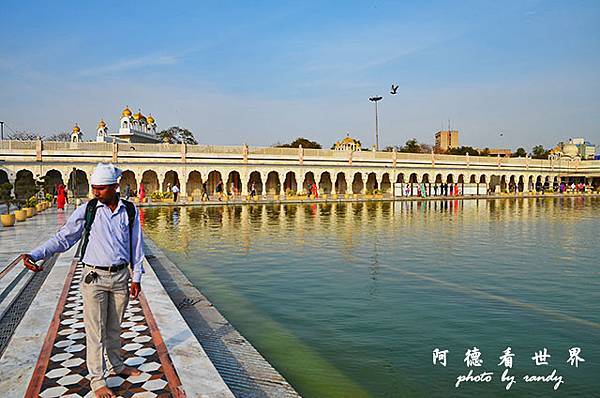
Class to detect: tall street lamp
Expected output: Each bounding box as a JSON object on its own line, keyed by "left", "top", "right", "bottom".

{"left": 369, "top": 96, "right": 383, "bottom": 151}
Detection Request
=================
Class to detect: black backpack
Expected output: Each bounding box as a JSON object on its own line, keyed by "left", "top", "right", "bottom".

{"left": 80, "top": 198, "right": 136, "bottom": 265}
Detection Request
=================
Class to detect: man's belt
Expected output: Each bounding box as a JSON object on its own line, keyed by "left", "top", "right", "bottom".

{"left": 84, "top": 263, "right": 128, "bottom": 272}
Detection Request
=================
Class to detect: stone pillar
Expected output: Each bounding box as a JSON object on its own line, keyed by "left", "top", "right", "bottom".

{"left": 181, "top": 143, "right": 187, "bottom": 163}
{"left": 158, "top": 172, "right": 166, "bottom": 192}
{"left": 241, "top": 171, "right": 249, "bottom": 196}
{"left": 362, "top": 173, "right": 368, "bottom": 194}
{"left": 261, "top": 172, "right": 268, "bottom": 197}
{"left": 278, "top": 172, "right": 286, "bottom": 196}
{"left": 36, "top": 139, "right": 43, "bottom": 162}
{"left": 180, "top": 172, "right": 187, "bottom": 199}
{"left": 112, "top": 141, "right": 118, "bottom": 163}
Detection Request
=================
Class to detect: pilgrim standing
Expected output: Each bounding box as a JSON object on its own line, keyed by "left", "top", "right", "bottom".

{"left": 21, "top": 163, "right": 144, "bottom": 398}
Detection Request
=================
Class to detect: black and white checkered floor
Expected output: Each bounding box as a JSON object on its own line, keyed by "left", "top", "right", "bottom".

{"left": 37, "top": 263, "right": 174, "bottom": 397}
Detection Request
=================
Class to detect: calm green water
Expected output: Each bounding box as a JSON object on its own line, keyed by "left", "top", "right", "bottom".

{"left": 141, "top": 198, "right": 600, "bottom": 397}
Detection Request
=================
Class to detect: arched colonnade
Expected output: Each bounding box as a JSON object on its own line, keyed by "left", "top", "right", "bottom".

{"left": 3, "top": 164, "right": 573, "bottom": 199}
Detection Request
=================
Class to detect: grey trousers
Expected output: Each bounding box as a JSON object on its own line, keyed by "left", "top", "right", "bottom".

{"left": 80, "top": 266, "right": 130, "bottom": 391}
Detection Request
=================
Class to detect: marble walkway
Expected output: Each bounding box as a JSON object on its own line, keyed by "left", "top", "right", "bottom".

{"left": 0, "top": 206, "right": 234, "bottom": 398}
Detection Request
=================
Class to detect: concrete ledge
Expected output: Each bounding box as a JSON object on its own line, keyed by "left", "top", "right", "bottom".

{"left": 0, "top": 245, "right": 77, "bottom": 397}
{"left": 136, "top": 192, "right": 600, "bottom": 208}
{"left": 141, "top": 255, "right": 235, "bottom": 397}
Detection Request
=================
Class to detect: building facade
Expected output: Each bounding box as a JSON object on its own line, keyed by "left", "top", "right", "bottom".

{"left": 435, "top": 130, "right": 459, "bottom": 151}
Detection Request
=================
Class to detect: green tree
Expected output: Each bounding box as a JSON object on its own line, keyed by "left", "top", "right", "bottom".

{"left": 158, "top": 126, "right": 198, "bottom": 145}
{"left": 276, "top": 137, "right": 322, "bottom": 149}
{"left": 399, "top": 139, "right": 421, "bottom": 153}
{"left": 446, "top": 146, "right": 480, "bottom": 156}
{"left": 531, "top": 145, "right": 549, "bottom": 159}
{"left": 512, "top": 147, "right": 527, "bottom": 157}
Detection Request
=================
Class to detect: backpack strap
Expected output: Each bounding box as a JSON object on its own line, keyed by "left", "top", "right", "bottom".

{"left": 80, "top": 198, "right": 99, "bottom": 260}
{"left": 122, "top": 199, "right": 136, "bottom": 267}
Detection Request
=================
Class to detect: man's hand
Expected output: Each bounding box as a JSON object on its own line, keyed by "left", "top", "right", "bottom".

{"left": 21, "top": 254, "right": 43, "bottom": 272}
{"left": 130, "top": 282, "right": 141, "bottom": 299}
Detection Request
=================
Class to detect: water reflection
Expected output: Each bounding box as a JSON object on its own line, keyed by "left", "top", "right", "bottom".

{"left": 141, "top": 197, "right": 600, "bottom": 398}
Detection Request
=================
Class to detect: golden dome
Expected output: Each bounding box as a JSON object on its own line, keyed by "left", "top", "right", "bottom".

{"left": 122, "top": 106, "right": 132, "bottom": 117}
{"left": 97, "top": 119, "right": 106, "bottom": 129}
{"left": 72, "top": 124, "right": 80, "bottom": 133}
{"left": 147, "top": 115, "right": 155, "bottom": 124}
{"left": 133, "top": 111, "right": 146, "bottom": 121}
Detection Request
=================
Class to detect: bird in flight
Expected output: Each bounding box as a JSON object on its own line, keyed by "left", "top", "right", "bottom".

{"left": 390, "top": 84, "right": 399, "bottom": 95}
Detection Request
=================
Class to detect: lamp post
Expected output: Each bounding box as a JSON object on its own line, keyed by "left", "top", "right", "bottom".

{"left": 0, "top": 121, "right": 4, "bottom": 140}
{"left": 369, "top": 96, "right": 383, "bottom": 151}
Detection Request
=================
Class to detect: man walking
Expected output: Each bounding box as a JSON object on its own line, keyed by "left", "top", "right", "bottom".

{"left": 21, "top": 163, "right": 144, "bottom": 398}
{"left": 171, "top": 183, "right": 180, "bottom": 202}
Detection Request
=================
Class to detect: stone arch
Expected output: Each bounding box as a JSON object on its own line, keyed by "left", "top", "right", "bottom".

{"left": 303, "top": 171, "right": 316, "bottom": 194}
{"left": 366, "top": 172, "right": 378, "bottom": 193}
{"left": 518, "top": 175, "right": 526, "bottom": 192}
{"left": 446, "top": 174, "right": 454, "bottom": 183}
{"left": 15, "top": 169, "right": 36, "bottom": 200}
{"left": 67, "top": 169, "right": 89, "bottom": 199}
{"left": 479, "top": 175, "right": 487, "bottom": 184}
{"left": 44, "top": 169, "right": 64, "bottom": 196}
{"left": 227, "top": 170, "right": 242, "bottom": 195}
{"left": 208, "top": 170, "right": 223, "bottom": 194}
{"left": 284, "top": 171, "right": 297, "bottom": 194}
{"left": 351, "top": 172, "right": 364, "bottom": 194}
{"left": 552, "top": 176, "right": 560, "bottom": 191}
{"left": 335, "top": 172, "right": 347, "bottom": 194}
{"left": 489, "top": 175, "right": 500, "bottom": 192}
{"left": 535, "top": 175, "right": 543, "bottom": 191}
{"left": 469, "top": 174, "right": 477, "bottom": 183}
{"left": 187, "top": 171, "right": 203, "bottom": 197}
{"left": 507, "top": 175, "right": 516, "bottom": 192}
{"left": 409, "top": 173, "right": 418, "bottom": 183}
{"left": 0, "top": 168, "right": 9, "bottom": 185}
{"left": 421, "top": 174, "right": 430, "bottom": 183}
{"left": 119, "top": 170, "right": 137, "bottom": 194}
{"left": 544, "top": 176, "right": 551, "bottom": 190}
{"left": 141, "top": 170, "right": 160, "bottom": 194}
{"left": 319, "top": 172, "right": 333, "bottom": 194}
{"left": 265, "top": 171, "right": 281, "bottom": 195}
{"left": 396, "top": 173, "right": 405, "bottom": 183}
{"left": 162, "top": 170, "right": 180, "bottom": 192}
{"left": 380, "top": 173, "right": 391, "bottom": 193}
{"left": 457, "top": 174, "right": 465, "bottom": 184}
{"left": 500, "top": 175, "right": 508, "bottom": 192}
{"left": 435, "top": 174, "right": 443, "bottom": 183}
{"left": 527, "top": 175, "right": 534, "bottom": 192}
{"left": 248, "top": 171, "right": 263, "bottom": 195}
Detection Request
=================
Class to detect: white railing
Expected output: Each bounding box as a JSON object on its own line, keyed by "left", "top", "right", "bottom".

{"left": 0, "top": 140, "right": 599, "bottom": 175}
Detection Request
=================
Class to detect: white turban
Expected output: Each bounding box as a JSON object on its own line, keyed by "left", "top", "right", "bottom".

{"left": 90, "top": 163, "right": 122, "bottom": 185}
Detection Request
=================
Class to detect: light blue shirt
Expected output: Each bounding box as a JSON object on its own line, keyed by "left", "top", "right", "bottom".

{"left": 30, "top": 200, "right": 145, "bottom": 282}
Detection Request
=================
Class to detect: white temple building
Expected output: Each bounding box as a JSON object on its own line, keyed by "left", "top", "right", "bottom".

{"left": 70, "top": 124, "right": 83, "bottom": 142}
{"left": 95, "top": 106, "right": 161, "bottom": 143}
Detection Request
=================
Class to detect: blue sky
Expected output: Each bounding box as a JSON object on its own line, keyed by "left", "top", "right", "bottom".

{"left": 1, "top": 0, "right": 599, "bottom": 150}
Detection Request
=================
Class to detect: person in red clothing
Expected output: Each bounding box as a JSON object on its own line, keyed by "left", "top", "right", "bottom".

{"left": 56, "top": 183, "right": 66, "bottom": 210}
{"left": 139, "top": 182, "right": 145, "bottom": 203}
{"left": 311, "top": 182, "right": 318, "bottom": 198}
